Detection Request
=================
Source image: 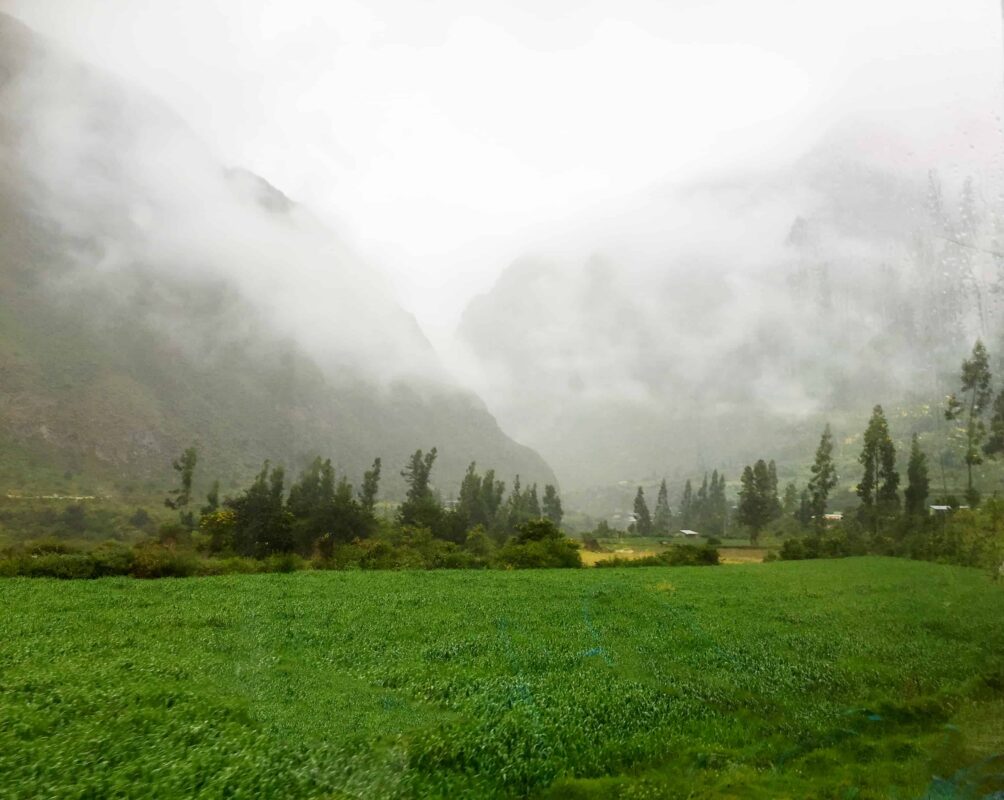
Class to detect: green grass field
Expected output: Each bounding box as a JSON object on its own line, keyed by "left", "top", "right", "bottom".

{"left": 1, "top": 558, "right": 1003, "bottom": 799}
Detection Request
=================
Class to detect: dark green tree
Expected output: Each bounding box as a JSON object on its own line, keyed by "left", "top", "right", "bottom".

{"left": 228, "top": 461, "right": 293, "bottom": 557}
{"left": 737, "top": 460, "right": 773, "bottom": 544}
{"left": 287, "top": 457, "right": 375, "bottom": 553}
{"left": 807, "top": 424, "right": 838, "bottom": 530}
{"left": 983, "top": 390, "right": 1004, "bottom": 459}
{"left": 542, "top": 484, "right": 563, "bottom": 526}
{"left": 946, "top": 340, "right": 992, "bottom": 505}
{"left": 458, "top": 462, "right": 482, "bottom": 524}
{"left": 527, "top": 484, "right": 542, "bottom": 519}
{"left": 680, "top": 479, "right": 694, "bottom": 528}
{"left": 797, "top": 488, "right": 813, "bottom": 527}
{"left": 633, "top": 487, "right": 653, "bottom": 535}
{"left": 904, "top": 433, "right": 930, "bottom": 518}
{"left": 695, "top": 474, "right": 709, "bottom": 526}
{"left": 766, "top": 460, "right": 782, "bottom": 520}
{"left": 782, "top": 481, "right": 798, "bottom": 516}
{"left": 165, "top": 445, "right": 198, "bottom": 529}
{"left": 857, "top": 405, "right": 900, "bottom": 531}
{"left": 480, "top": 469, "right": 506, "bottom": 528}
{"left": 705, "top": 470, "right": 728, "bottom": 536}
{"left": 653, "top": 478, "right": 671, "bottom": 535}
{"left": 358, "top": 457, "right": 381, "bottom": 513}
{"left": 399, "top": 448, "right": 442, "bottom": 529}
{"left": 507, "top": 475, "right": 528, "bottom": 531}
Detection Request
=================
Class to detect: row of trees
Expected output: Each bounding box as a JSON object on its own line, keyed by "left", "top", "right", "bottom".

{"left": 737, "top": 406, "right": 931, "bottom": 544}
{"left": 164, "top": 447, "right": 566, "bottom": 560}
{"left": 628, "top": 471, "right": 730, "bottom": 538}
{"left": 613, "top": 340, "right": 1000, "bottom": 549}
{"left": 944, "top": 339, "right": 1004, "bottom": 505}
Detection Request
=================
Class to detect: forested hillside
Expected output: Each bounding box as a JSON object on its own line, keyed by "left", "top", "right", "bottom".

{"left": 0, "top": 13, "right": 553, "bottom": 499}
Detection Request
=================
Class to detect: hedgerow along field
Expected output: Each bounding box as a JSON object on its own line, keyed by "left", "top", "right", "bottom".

{"left": 1, "top": 558, "right": 1002, "bottom": 798}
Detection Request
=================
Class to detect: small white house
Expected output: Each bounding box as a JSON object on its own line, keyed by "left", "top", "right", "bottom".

{"left": 678, "top": 529, "right": 701, "bottom": 538}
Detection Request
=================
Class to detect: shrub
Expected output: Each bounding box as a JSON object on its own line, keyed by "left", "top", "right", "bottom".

{"left": 130, "top": 545, "right": 199, "bottom": 578}
{"left": 262, "top": 552, "right": 307, "bottom": 573}
{"left": 25, "top": 539, "right": 79, "bottom": 556}
{"left": 665, "top": 544, "right": 720, "bottom": 566}
{"left": 91, "top": 543, "right": 135, "bottom": 576}
{"left": 462, "top": 526, "right": 493, "bottom": 558}
{"left": 494, "top": 538, "right": 582, "bottom": 569}
{"left": 15, "top": 553, "right": 98, "bottom": 579}
{"left": 780, "top": 538, "right": 806, "bottom": 560}
{"left": 195, "top": 557, "right": 262, "bottom": 576}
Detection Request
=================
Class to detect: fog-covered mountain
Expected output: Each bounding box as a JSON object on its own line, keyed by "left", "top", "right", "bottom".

{"left": 0, "top": 13, "right": 554, "bottom": 497}
{"left": 459, "top": 124, "right": 1003, "bottom": 490}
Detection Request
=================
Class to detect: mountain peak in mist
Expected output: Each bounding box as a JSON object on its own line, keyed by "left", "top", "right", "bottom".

{"left": 0, "top": 12, "right": 554, "bottom": 495}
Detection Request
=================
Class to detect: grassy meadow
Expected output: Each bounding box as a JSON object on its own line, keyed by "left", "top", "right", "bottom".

{"left": 1, "top": 558, "right": 1003, "bottom": 798}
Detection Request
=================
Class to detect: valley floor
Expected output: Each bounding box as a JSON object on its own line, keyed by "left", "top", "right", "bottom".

{"left": 1, "top": 558, "right": 1002, "bottom": 798}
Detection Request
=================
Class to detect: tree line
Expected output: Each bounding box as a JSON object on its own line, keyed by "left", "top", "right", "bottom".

{"left": 612, "top": 338, "right": 1004, "bottom": 575}
{"left": 160, "top": 445, "right": 574, "bottom": 567}
{"left": 626, "top": 471, "right": 730, "bottom": 539}
{"left": 738, "top": 338, "right": 1003, "bottom": 573}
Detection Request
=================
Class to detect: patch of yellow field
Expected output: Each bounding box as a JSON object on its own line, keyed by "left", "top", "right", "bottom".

{"left": 580, "top": 547, "right": 770, "bottom": 566}
{"left": 718, "top": 548, "right": 768, "bottom": 564}
{"left": 580, "top": 549, "right": 658, "bottom": 566}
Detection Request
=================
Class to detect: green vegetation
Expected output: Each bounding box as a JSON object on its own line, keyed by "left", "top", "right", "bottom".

{"left": 0, "top": 447, "right": 590, "bottom": 576}
{"left": 1, "top": 558, "right": 1002, "bottom": 798}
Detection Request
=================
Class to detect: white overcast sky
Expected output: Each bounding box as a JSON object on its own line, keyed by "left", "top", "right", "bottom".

{"left": 4, "top": 0, "right": 1003, "bottom": 341}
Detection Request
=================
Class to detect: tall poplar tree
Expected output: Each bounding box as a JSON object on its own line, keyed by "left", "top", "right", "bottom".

{"left": 653, "top": 479, "right": 671, "bottom": 535}
{"left": 527, "top": 484, "right": 542, "bottom": 519}
{"left": 857, "top": 406, "right": 899, "bottom": 530}
{"left": 708, "top": 470, "right": 728, "bottom": 536}
{"left": 165, "top": 445, "right": 198, "bottom": 530}
{"left": 766, "top": 460, "right": 782, "bottom": 520}
{"left": 946, "top": 339, "right": 992, "bottom": 505}
{"left": 358, "top": 457, "right": 381, "bottom": 513}
{"left": 680, "top": 480, "right": 694, "bottom": 528}
{"left": 633, "top": 487, "right": 653, "bottom": 535}
{"left": 738, "top": 460, "right": 773, "bottom": 544}
{"left": 904, "top": 434, "right": 930, "bottom": 518}
{"left": 399, "top": 448, "right": 441, "bottom": 528}
{"left": 542, "top": 484, "right": 563, "bottom": 526}
{"left": 808, "top": 424, "right": 838, "bottom": 530}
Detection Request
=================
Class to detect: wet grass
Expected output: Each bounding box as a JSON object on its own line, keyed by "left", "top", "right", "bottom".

{"left": 1, "top": 557, "right": 1002, "bottom": 798}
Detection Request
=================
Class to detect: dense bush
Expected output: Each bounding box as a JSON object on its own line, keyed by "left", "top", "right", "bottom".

{"left": 777, "top": 505, "right": 1004, "bottom": 574}
{"left": 0, "top": 506, "right": 580, "bottom": 578}
{"left": 494, "top": 537, "right": 581, "bottom": 569}
{"left": 130, "top": 545, "right": 200, "bottom": 578}
{"left": 493, "top": 519, "right": 582, "bottom": 569}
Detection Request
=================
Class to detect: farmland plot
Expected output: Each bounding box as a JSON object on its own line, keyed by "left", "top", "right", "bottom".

{"left": 0, "top": 558, "right": 1002, "bottom": 798}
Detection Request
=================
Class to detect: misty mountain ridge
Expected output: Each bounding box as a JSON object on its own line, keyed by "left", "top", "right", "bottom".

{"left": 459, "top": 115, "right": 1003, "bottom": 490}
{"left": 0, "top": 12, "right": 554, "bottom": 497}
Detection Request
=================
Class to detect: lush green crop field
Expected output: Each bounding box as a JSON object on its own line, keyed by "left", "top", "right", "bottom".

{"left": 1, "top": 558, "right": 1003, "bottom": 799}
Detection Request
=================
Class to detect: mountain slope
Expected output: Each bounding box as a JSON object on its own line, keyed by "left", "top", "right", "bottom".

{"left": 459, "top": 126, "right": 1001, "bottom": 490}
{"left": 0, "top": 12, "right": 554, "bottom": 498}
